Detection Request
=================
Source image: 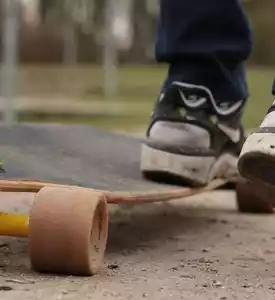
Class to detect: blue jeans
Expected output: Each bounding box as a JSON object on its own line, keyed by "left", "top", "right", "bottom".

{"left": 156, "top": 0, "right": 274, "bottom": 104}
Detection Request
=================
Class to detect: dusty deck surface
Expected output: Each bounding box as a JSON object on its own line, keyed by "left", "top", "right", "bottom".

{"left": 0, "top": 124, "right": 166, "bottom": 191}
{"left": 0, "top": 124, "right": 274, "bottom": 299}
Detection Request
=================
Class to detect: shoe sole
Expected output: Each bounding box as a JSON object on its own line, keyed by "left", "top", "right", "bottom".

{"left": 140, "top": 144, "right": 238, "bottom": 186}
{"left": 238, "top": 132, "right": 275, "bottom": 186}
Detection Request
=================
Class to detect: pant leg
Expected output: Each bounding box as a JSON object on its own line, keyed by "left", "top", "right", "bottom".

{"left": 156, "top": 0, "right": 253, "bottom": 103}
{"left": 273, "top": 79, "right": 275, "bottom": 95}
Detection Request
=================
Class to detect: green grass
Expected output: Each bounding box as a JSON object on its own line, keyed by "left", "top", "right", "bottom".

{"left": 20, "top": 113, "right": 151, "bottom": 132}
{"left": 18, "top": 64, "right": 274, "bottom": 132}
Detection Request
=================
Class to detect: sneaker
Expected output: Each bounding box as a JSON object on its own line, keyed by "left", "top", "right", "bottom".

{"left": 140, "top": 82, "right": 246, "bottom": 186}
{"left": 238, "top": 104, "right": 275, "bottom": 186}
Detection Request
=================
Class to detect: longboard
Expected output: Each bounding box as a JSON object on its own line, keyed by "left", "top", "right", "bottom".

{"left": 0, "top": 124, "right": 272, "bottom": 277}
{"left": 0, "top": 123, "right": 247, "bottom": 205}
{"left": 0, "top": 124, "right": 271, "bottom": 210}
{"left": 0, "top": 123, "right": 233, "bottom": 194}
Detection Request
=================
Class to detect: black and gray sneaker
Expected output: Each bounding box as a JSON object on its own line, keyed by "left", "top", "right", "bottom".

{"left": 140, "top": 82, "right": 246, "bottom": 186}
{"left": 238, "top": 104, "right": 275, "bottom": 186}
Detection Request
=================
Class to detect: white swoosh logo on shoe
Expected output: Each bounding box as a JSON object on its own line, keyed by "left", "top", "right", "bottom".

{"left": 217, "top": 124, "right": 241, "bottom": 143}
{"left": 175, "top": 82, "right": 244, "bottom": 116}
{"left": 158, "top": 93, "right": 165, "bottom": 102}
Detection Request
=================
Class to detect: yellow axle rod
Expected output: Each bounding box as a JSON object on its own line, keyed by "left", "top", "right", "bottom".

{"left": 0, "top": 213, "right": 29, "bottom": 237}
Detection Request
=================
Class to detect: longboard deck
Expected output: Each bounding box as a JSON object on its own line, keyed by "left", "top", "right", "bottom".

{"left": 0, "top": 124, "right": 236, "bottom": 204}
{"left": 0, "top": 124, "right": 163, "bottom": 191}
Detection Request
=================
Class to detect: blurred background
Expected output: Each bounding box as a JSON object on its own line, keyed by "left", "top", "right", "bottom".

{"left": 0, "top": 0, "right": 274, "bottom": 135}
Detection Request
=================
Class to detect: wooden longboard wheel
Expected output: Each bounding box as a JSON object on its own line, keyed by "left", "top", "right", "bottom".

{"left": 29, "top": 186, "right": 108, "bottom": 276}
{"left": 236, "top": 179, "right": 274, "bottom": 214}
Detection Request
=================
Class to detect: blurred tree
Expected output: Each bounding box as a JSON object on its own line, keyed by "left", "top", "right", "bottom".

{"left": 38, "top": 0, "right": 97, "bottom": 64}
{"left": 13, "top": 0, "right": 275, "bottom": 66}
{"left": 39, "top": 0, "right": 95, "bottom": 31}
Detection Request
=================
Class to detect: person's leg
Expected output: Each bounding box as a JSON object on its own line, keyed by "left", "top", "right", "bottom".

{"left": 155, "top": 0, "right": 252, "bottom": 103}
{"left": 238, "top": 78, "right": 275, "bottom": 185}
{"left": 141, "top": 0, "right": 253, "bottom": 186}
